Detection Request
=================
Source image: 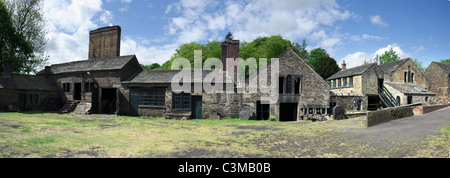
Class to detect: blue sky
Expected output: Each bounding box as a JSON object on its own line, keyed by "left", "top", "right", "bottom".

{"left": 43, "top": 0, "right": 450, "bottom": 68}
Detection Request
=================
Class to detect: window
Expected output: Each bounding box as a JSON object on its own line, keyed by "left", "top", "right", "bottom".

{"left": 411, "top": 73, "right": 414, "bottom": 83}
{"left": 63, "top": 83, "right": 70, "bottom": 93}
{"left": 349, "top": 77, "right": 353, "bottom": 87}
{"left": 404, "top": 72, "right": 407, "bottom": 83}
{"left": 343, "top": 78, "right": 347, "bottom": 87}
{"left": 286, "top": 75, "right": 293, "bottom": 94}
{"left": 408, "top": 71, "right": 412, "bottom": 83}
{"left": 396, "top": 96, "right": 401, "bottom": 105}
{"left": 338, "top": 79, "right": 341, "bottom": 88}
{"left": 332, "top": 80, "right": 336, "bottom": 88}
{"left": 34, "top": 94, "right": 39, "bottom": 104}
{"left": 139, "top": 88, "right": 166, "bottom": 107}
{"left": 294, "top": 77, "right": 301, "bottom": 94}
{"left": 279, "top": 77, "right": 284, "bottom": 94}
{"left": 85, "top": 82, "right": 95, "bottom": 93}
{"left": 173, "top": 92, "right": 191, "bottom": 111}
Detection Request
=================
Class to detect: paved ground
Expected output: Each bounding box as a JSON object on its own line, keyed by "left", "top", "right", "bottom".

{"left": 309, "top": 106, "right": 450, "bottom": 157}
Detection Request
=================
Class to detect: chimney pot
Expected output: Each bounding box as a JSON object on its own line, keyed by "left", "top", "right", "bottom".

{"left": 341, "top": 60, "right": 347, "bottom": 70}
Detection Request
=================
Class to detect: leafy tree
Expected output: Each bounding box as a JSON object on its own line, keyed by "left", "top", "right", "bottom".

{"left": 308, "top": 48, "right": 330, "bottom": 70}
{"left": 0, "top": 0, "right": 33, "bottom": 74}
{"left": 411, "top": 58, "right": 427, "bottom": 74}
{"left": 5, "top": 0, "right": 48, "bottom": 74}
{"left": 379, "top": 48, "right": 400, "bottom": 64}
{"left": 141, "top": 63, "right": 161, "bottom": 70}
{"left": 292, "top": 40, "right": 309, "bottom": 60}
{"left": 440, "top": 59, "right": 450, "bottom": 64}
{"left": 315, "top": 56, "right": 340, "bottom": 79}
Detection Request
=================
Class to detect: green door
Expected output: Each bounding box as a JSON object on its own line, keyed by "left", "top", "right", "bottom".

{"left": 129, "top": 89, "right": 139, "bottom": 116}
{"left": 191, "top": 96, "right": 202, "bottom": 119}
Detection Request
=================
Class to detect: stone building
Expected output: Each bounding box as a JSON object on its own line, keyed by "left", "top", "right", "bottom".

{"left": 35, "top": 26, "right": 142, "bottom": 115}
{"left": 242, "top": 49, "right": 330, "bottom": 121}
{"left": 0, "top": 64, "right": 61, "bottom": 111}
{"left": 380, "top": 58, "right": 435, "bottom": 106}
{"left": 424, "top": 62, "right": 450, "bottom": 104}
{"left": 327, "top": 63, "right": 384, "bottom": 111}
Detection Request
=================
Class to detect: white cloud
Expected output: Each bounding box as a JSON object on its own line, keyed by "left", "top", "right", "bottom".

{"left": 373, "top": 44, "right": 410, "bottom": 59}
{"left": 340, "top": 44, "right": 412, "bottom": 69}
{"left": 43, "top": 0, "right": 111, "bottom": 64}
{"left": 121, "top": 0, "right": 132, "bottom": 3}
{"left": 121, "top": 37, "right": 177, "bottom": 65}
{"left": 165, "top": 0, "right": 353, "bottom": 48}
{"left": 370, "top": 15, "right": 389, "bottom": 27}
{"left": 340, "top": 52, "right": 372, "bottom": 68}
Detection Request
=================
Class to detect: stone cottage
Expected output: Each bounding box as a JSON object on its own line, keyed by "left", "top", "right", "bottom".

{"left": 424, "top": 62, "right": 450, "bottom": 104}
{"left": 327, "top": 62, "right": 385, "bottom": 111}
{"left": 380, "top": 58, "right": 435, "bottom": 105}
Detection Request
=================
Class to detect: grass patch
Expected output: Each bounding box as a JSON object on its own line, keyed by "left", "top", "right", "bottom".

{"left": 0, "top": 112, "right": 448, "bottom": 158}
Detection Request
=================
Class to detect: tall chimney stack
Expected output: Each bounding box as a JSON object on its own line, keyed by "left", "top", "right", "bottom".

{"left": 341, "top": 60, "right": 347, "bottom": 71}
{"left": 89, "top": 26, "right": 121, "bottom": 60}
{"left": 221, "top": 32, "right": 239, "bottom": 72}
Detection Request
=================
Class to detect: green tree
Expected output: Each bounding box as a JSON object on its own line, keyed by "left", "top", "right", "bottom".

{"left": 411, "top": 58, "right": 427, "bottom": 74}
{"left": 315, "top": 56, "right": 341, "bottom": 79}
{"left": 5, "top": 0, "right": 48, "bottom": 74}
{"left": 141, "top": 63, "right": 161, "bottom": 70}
{"left": 308, "top": 48, "right": 330, "bottom": 70}
{"left": 0, "top": 0, "right": 33, "bottom": 74}
{"left": 440, "top": 59, "right": 450, "bottom": 63}
{"left": 292, "top": 40, "right": 309, "bottom": 60}
{"left": 379, "top": 48, "right": 400, "bottom": 64}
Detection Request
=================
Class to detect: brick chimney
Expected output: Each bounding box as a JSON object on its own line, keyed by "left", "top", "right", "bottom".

{"left": 2, "top": 62, "right": 12, "bottom": 78}
{"left": 221, "top": 38, "right": 240, "bottom": 72}
{"left": 341, "top": 60, "right": 347, "bottom": 71}
{"left": 89, "top": 26, "right": 121, "bottom": 60}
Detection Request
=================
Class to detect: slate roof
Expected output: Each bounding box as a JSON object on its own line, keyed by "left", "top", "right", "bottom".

{"left": 432, "top": 62, "right": 450, "bottom": 73}
{"left": 385, "top": 82, "right": 435, "bottom": 95}
{"left": 122, "top": 69, "right": 233, "bottom": 84}
{"left": 38, "top": 55, "right": 136, "bottom": 74}
{"left": 0, "top": 74, "right": 59, "bottom": 91}
{"left": 327, "top": 63, "right": 376, "bottom": 80}
{"left": 379, "top": 58, "right": 410, "bottom": 73}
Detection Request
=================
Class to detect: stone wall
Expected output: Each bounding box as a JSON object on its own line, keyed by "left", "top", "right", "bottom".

{"left": 330, "top": 96, "right": 364, "bottom": 112}
{"left": 361, "top": 65, "right": 383, "bottom": 95}
{"left": 89, "top": 26, "right": 121, "bottom": 60}
{"left": 385, "top": 59, "right": 429, "bottom": 89}
{"left": 202, "top": 92, "right": 242, "bottom": 119}
{"left": 0, "top": 89, "right": 61, "bottom": 111}
{"left": 329, "top": 75, "right": 362, "bottom": 96}
{"left": 413, "top": 104, "right": 450, "bottom": 115}
{"left": 365, "top": 105, "right": 415, "bottom": 127}
{"left": 425, "top": 63, "right": 449, "bottom": 104}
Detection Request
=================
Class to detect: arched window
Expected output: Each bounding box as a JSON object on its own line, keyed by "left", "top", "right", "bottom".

{"left": 286, "top": 75, "right": 293, "bottom": 94}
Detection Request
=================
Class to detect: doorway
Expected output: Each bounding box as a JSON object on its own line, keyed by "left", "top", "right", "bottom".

{"left": 101, "top": 88, "right": 117, "bottom": 114}
{"left": 279, "top": 103, "right": 298, "bottom": 122}
{"left": 191, "top": 95, "right": 202, "bottom": 119}
{"left": 256, "top": 101, "right": 270, "bottom": 120}
{"left": 73, "top": 83, "right": 82, "bottom": 100}
{"left": 407, "top": 96, "right": 413, "bottom": 105}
